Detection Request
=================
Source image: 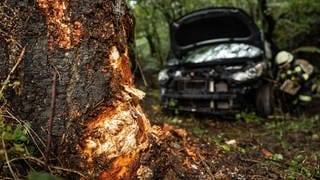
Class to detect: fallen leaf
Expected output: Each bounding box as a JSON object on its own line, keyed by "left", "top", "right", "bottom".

{"left": 182, "top": 158, "right": 191, "bottom": 168}
{"left": 262, "top": 148, "right": 273, "bottom": 157}
{"left": 163, "top": 123, "right": 174, "bottom": 132}
{"left": 174, "top": 128, "right": 187, "bottom": 138}
{"left": 185, "top": 146, "right": 196, "bottom": 158}
{"left": 225, "top": 139, "right": 237, "bottom": 147}
{"left": 213, "top": 147, "right": 221, "bottom": 154}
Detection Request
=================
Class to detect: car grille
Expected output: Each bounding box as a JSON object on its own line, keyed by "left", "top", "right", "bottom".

{"left": 175, "top": 80, "right": 229, "bottom": 93}
{"left": 176, "top": 99, "right": 233, "bottom": 111}
{"left": 178, "top": 99, "right": 210, "bottom": 108}
{"left": 215, "top": 82, "right": 228, "bottom": 92}
{"left": 176, "top": 80, "right": 206, "bottom": 91}
{"left": 186, "top": 80, "right": 206, "bottom": 89}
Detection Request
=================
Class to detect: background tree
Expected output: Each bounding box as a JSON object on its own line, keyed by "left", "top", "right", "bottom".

{"left": 269, "top": 0, "right": 320, "bottom": 49}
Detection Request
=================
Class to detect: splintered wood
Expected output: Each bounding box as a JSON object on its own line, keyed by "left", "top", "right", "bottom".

{"left": 36, "top": 1, "right": 150, "bottom": 179}
{"left": 37, "top": 0, "right": 83, "bottom": 50}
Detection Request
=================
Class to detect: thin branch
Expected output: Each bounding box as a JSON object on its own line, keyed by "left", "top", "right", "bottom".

{"left": 0, "top": 45, "right": 26, "bottom": 94}
{"left": 8, "top": 156, "right": 45, "bottom": 166}
{"left": 133, "top": 46, "right": 148, "bottom": 87}
{"left": 1, "top": 139, "right": 18, "bottom": 180}
{"left": 45, "top": 70, "right": 57, "bottom": 164}
{"left": 196, "top": 151, "right": 214, "bottom": 179}
{"left": 9, "top": 156, "right": 87, "bottom": 178}
{"left": 4, "top": 110, "right": 47, "bottom": 158}
{"left": 50, "top": 166, "right": 87, "bottom": 178}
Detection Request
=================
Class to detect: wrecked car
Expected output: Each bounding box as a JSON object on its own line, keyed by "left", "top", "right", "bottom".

{"left": 158, "top": 7, "right": 274, "bottom": 116}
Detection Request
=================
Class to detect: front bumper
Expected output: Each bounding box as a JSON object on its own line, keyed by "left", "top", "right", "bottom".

{"left": 162, "top": 93, "right": 239, "bottom": 114}
{"left": 160, "top": 80, "right": 258, "bottom": 114}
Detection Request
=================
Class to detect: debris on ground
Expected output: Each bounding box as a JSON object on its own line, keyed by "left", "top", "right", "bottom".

{"left": 137, "top": 123, "right": 285, "bottom": 179}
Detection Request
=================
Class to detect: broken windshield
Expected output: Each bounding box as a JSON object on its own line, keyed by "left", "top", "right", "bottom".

{"left": 183, "top": 43, "right": 263, "bottom": 63}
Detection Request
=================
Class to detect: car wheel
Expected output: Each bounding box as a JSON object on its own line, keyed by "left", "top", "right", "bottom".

{"left": 256, "top": 83, "right": 274, "bottom": 117}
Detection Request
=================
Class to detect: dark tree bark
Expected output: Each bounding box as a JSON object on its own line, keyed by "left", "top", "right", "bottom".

{"left": 0, "top": 0, "right": 150, "bottom": 178}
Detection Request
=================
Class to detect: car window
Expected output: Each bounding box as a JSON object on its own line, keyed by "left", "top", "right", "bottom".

{"left": 183, "top": 43, "right": 262, "bottom": 63}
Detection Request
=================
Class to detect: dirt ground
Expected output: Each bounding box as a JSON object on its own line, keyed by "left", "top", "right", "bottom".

{"left": 138, "top": 87, "right": 320, "bottom": 179}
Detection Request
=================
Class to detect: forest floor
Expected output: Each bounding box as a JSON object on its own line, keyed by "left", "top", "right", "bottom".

{"left": 138, "top": 87, "right": 320, "bottom": 179}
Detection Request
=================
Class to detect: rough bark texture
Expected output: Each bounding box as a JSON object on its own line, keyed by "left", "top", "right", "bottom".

{"left": 0, "top": 0, "right": 150, "bottom": 178}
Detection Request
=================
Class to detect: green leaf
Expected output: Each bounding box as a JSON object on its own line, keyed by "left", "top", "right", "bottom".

{"left": 221, "top": 144, "right": 231, "bottom": 151}
{"left": 0, "top": 92, "right": 3, "bottom": 101}
{"left": 26, "top": 145, "right": 35, "bottom": 155}
{"left": 0, "top": 149, "right": 5, "bottom": 155}
{"left": 28, "top": 171, "right": 62, "bottom": 180}
{"left": 235, "top": 113, "right": 242, "bottom": 121}
{"left": 2, "top": 131, "right": 13, "bottom": 140}
{"left": 294, "top": 154, "right": 304, "bottom": 163}
{"left": 12, "top": 125, "right": 28, "bottom": 142}
{"left": 268, "top": 153, "right": 284, "bottom": 161}
{"left": 0, "top": 121, "right": 5, "bottom": 131}
{"left": 1, "top": 80, "right": 9, "bottom": 86}
{"left": 6, "top": 125, "right": 13, "bottom": 132}
{"left": 237, "top": 147, "right": 246, "bottom": 154}
{"left": 13, "top": 143, "right": 25, "bottom": 152}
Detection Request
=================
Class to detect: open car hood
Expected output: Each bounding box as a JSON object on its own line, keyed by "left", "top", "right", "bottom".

{"left": 170, "top": 7, "right": 263, "bottom": 58}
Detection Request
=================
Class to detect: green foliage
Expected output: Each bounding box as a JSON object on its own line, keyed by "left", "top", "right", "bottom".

{"left": 286, "top": 154, "right": 313, "bottom": 179}
{"left": 132, "top": 0, "right": 320, "bottom": 76}
{"left": 28, "top": 171, "right": 62, "bottom": 180}
{"left": 266, "top": 153, "right": 283, "bottom": 162}
{"left": 164, "top": 116, "right": 183, "bottom": 124}
{"left": 236, "top": 146, "right": 246, "bottom": 154}
{"left": 1, "top": 79, "right": 9, "bottom": 88}
{"left": 270, "top": 0, "right": 320, "bottom": 49}
{"left": 1, "top": 78, "right": 21, "bottom": 104}
{"left": 0, "top": 118, "right": 31, "bottom": 162}
{"left": 132, "top": 0, "right": 262, "bottom": 73}
{"left": 236, "top": 111, "right": 264, "bottom": 124}
{"left": 209, "top": 135, "right": 234, "bottom": 152}
{"left": 192, "top": 126, "right": 208, "bottom": 137}
{"left": 266, "top": 115, "right": 318, "bottom": 133}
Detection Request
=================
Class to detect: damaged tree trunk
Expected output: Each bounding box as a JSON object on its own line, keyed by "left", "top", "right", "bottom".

{"left": 0, "top": 0, "right": 150, "bottom": 178}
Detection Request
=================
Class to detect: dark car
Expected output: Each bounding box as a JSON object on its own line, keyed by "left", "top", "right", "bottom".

{"left": 158, "top": 7, "right": 274, "bottom": 117}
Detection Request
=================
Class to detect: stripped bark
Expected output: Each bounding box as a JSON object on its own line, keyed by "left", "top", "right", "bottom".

{"left": 1, "top": 0, "right": 150, "bottom": 178}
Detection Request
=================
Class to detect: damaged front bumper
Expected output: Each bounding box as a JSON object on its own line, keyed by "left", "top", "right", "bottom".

{"left": 160, "top": 82, "right": 255, "bottom": 114}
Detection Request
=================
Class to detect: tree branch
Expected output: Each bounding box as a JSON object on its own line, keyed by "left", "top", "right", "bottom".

{"left": 45, "top": 70, "right": 57, "bottom": 164}
{"left": 0, "top": 45, "right": 26, "bottom": 95}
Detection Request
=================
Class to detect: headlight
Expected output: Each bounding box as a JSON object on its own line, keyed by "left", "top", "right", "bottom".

{"left": 231, "top": 62, "right": 265, "bottom": 82}
{"left": 158, "top": 69, "right": 169, "bottom": 85}
{"left": 174, "top": 70, "right": 182, "bottom": 78}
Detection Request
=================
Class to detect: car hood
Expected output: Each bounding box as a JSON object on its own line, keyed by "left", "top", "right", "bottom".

{"left": 170, "top": 7, "right": 263, "bottom": 58}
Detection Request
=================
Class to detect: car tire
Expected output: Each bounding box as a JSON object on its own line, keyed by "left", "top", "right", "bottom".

{"left": 256, "top": 83, "right": 274, "bottom": 117}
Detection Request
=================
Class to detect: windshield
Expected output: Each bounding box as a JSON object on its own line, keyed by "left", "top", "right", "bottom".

{"left": 183, "top": 43, "right": 263, "bottom": 63}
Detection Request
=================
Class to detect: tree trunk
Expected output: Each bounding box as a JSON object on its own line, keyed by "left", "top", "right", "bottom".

{"left": 0, "top": 0, "right": 150, "bottom": 178}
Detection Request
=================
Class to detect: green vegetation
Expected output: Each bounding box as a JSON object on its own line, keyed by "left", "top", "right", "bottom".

{"left": 286, "top": 154, "right": 313, "bottom": 179}
{"left": 131, "top": 0, "right": 320, "bottom": 77}
{"left": 0, "top": 114, "right": 33, "bottom": 179}
{"left": 0, "top": 62, "right": 50, "bottom": 179}
{"left": 266, "top": 115, "right": 319, "bottom": 136}
{"left": 0, "top": 118, "right": 30, "bottom": 159}
{"left": 160, "top": 112, "right": 320, "bottom": 179}
{"left": 236, "top": 111, "right": 264, "bottom": 124}
{"left": 263, "top": 115, "right": 319, "bottom": 179}
{"left": 270, "top": 0, "right": 320, "bottom": 49}
{"left": 28, "top": 171, "right": 62, "bottom": 180}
